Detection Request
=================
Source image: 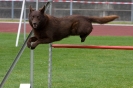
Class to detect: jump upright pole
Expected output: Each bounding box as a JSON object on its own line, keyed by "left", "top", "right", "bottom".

{"left": 30, "top": 0, "right": 39, "bottom": 88}
{"left": 30, "top": 49, "right": 34, "bottom": 88}
{"left": 48, "top": 1, "right": 53, "bottom": 88}
{"left": 48, "top": 43, "right": 52, "bottom": 88}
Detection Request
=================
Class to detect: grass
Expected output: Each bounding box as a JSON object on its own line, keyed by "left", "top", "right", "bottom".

{"left": 0, "top": 33, "right": 133, "bottom": 88}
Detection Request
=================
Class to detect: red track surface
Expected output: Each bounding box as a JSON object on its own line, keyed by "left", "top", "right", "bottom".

{"left": 0, "top": 22, "right": 133, "bottom": 36}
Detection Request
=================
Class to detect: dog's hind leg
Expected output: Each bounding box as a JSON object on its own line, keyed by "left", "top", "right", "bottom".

{"left": 78, "top": 22, "right": 93, "bottom": 42}
{"left": 79, "top": 28, "right": 92, "bottom": 42}
{"left": 80, "top": 28, "right": 92, "bottom": 42}
{"left": 80, "top": 34, "right": 88, "bottom": 42}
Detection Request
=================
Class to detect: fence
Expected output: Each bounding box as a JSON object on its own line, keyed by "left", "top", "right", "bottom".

{"left": 0, "top": 0, "right": 133, "bottom": 22}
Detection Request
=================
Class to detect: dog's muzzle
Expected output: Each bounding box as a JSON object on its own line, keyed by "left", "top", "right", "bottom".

{"left": 32, "top": 23, "right": 38, "bottom": 29}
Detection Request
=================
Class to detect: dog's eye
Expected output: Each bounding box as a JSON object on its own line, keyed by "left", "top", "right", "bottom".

{"left": 31, "top": 16, "right": 33, "bottom": 18}
{"left": 31, "top": 16, "right": 34, "bottom": 20}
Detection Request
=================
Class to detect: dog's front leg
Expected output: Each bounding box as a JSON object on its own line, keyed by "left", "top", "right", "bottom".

{"left": 31, "top": 38, "right": 52, "bottom": 49}
{"left": 27, "top": 37, "right": 38, "bottom": 48}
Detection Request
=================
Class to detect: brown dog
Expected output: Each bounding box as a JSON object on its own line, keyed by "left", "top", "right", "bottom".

{"left": 27, "top": 5, "right": 118, "bottom": 49}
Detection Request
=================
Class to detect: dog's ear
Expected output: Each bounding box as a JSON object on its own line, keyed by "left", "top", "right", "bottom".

{"left": 29, "top": 5, "right": 34, "bottom": 13}
{"left": 39, "top": 5, "right": 45, "bottom": 14}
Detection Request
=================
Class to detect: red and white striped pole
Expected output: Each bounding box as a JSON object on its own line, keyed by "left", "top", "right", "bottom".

{"left": 0, "top": 0, "right": 133, "bottom": 4}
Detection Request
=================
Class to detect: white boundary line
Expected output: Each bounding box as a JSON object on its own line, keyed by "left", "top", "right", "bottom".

{"left": 93, "top": 24, "right": 133, "bottom": 26}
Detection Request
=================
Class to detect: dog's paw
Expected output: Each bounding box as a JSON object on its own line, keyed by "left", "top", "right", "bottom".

{"left": 27, "top": 42, "right": 31, "bottom": 48}
{"left": 81, "top": 38, "right": 85, "bottom": 42}
{"left": 31, "top": 46, "right": 35, "bottom": 50}
{"left": 31, "top": 43, "right": 37, "bottom": 50}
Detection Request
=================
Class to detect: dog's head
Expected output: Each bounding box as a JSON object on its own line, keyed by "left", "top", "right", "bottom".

{"left": 29, "top": 5, "right": 46, "bottom": 29}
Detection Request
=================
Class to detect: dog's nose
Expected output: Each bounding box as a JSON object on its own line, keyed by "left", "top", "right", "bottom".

{"left": 33, "top": 23, "right": 37, "bottom": 25}
{"left": 32, "top": 23, "right": 38, "bottom": 28}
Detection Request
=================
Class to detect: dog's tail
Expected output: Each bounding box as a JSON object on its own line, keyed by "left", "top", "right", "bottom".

{"left": 89, "top": 15, "right": 118, "bottom": 24}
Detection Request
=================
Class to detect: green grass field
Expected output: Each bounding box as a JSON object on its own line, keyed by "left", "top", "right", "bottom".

{"left": 0, "top": 33, "right": 133, "bottom": 88}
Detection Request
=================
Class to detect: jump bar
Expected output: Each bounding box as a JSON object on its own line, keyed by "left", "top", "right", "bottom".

{"left": 52, "top": 44, "right": 133, "bottom": 50}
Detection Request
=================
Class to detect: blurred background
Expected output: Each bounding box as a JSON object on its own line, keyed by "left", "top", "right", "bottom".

{"left": 0, "top": 0, "right": 133, "bottom": 22}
